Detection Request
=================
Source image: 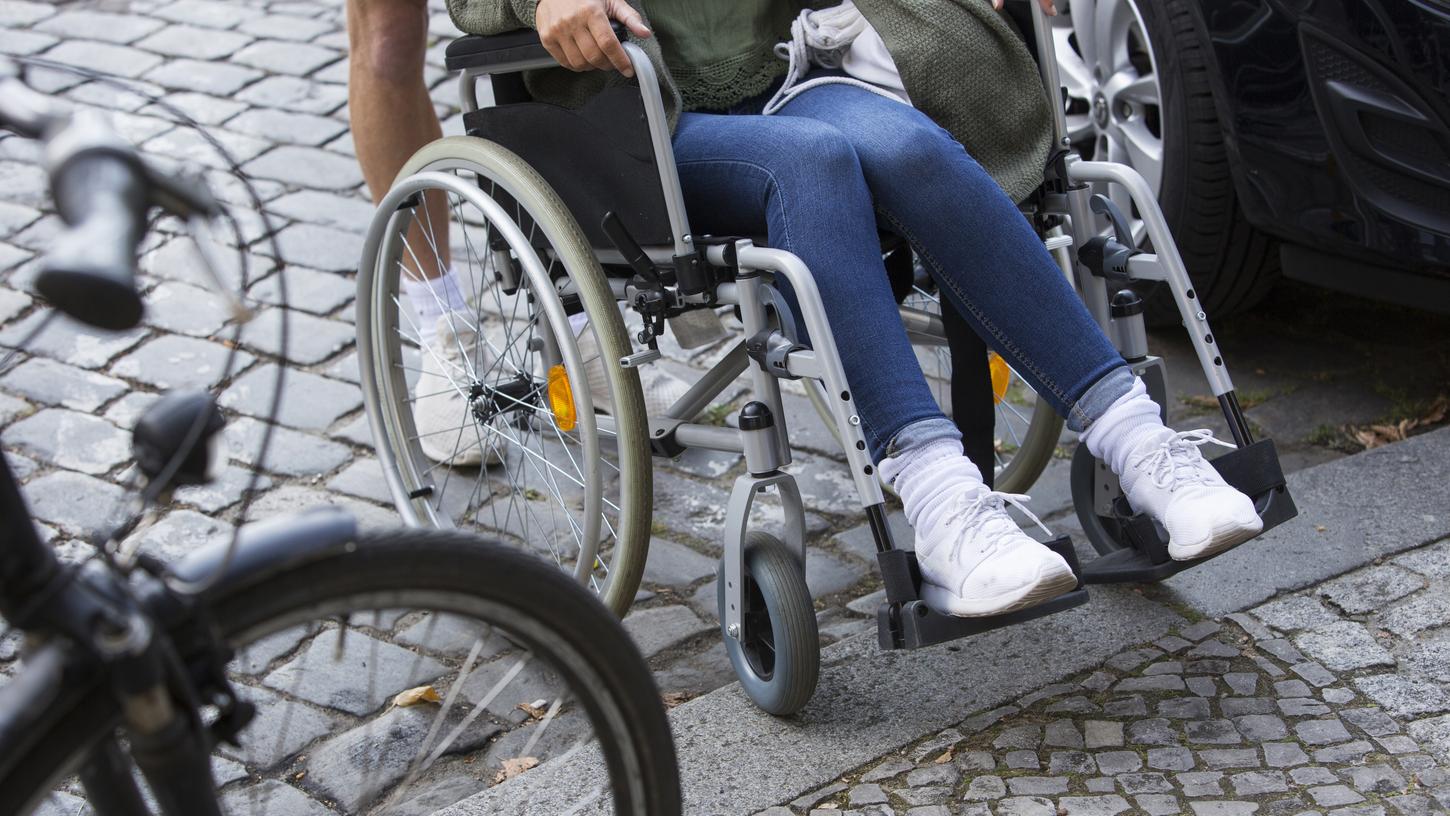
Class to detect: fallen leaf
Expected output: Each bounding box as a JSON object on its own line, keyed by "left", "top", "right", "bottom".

{"left": 662, "top": 692, "right": 693, "bottom": 708}
{"left": 494, "top": 756, "right": 540, "bottom": 783}
{"left": 393, "top": 685, "right": 442, "bottom": 707}
{"left": 515, "top": 701, "right": 548, "bottom": 720}
{"left": 933, "top": 748, "right": 954, "bottom": 764}
{"left": 1347, "top": 395, "right": 1450, "bottom": 449}
{"left": 1314, "top": 525, "right": 1327, "bottom": 533}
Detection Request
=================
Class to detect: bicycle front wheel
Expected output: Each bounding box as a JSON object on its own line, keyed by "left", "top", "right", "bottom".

{"left": 4, "top": 528, "right": 681, "bottom": 816}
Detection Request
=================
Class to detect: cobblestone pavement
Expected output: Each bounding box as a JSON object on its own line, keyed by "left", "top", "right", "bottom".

{"left": 0, "top": 1, "right": 878, "bottom": 811}
{"left": 2, "top": 1, "right": 1449, "bottom": 814}
{"left": 759, "top": 536, "right": 1450, "bottom": 816}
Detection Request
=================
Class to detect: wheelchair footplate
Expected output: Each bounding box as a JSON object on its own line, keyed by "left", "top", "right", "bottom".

{"left": 876, "top": 536, "right": 1090, "bottom": 651}
{"left": 1080, "top": 438, "right": 1299, "bottom": 584}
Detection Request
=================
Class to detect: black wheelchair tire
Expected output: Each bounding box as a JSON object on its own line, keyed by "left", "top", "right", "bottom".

{"left": 1071, "top": 443, "right": 1130, "bottom": 556}
{"left": 716, "top": 533, "right": 820, "bottom": 717}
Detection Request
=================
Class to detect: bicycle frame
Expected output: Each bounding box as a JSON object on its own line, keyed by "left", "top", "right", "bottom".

{"left": 0, "top": 447, "right": 366, "bottom": 815}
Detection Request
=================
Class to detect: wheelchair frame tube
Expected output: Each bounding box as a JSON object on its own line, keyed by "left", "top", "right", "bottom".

{"left": 1067, "top": 159, "right": 1236, "bottom": 398}
{"left": 706, "top": 241, "right": 888, "bottom": 512}
{"left": 734, "top": 272, "right": 794, "bottom": 465}
{"left": 1027, "top": 0, "right": 1071, "bottom": 149}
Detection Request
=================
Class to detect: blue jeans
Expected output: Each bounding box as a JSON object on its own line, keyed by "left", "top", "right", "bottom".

{"left": 672, "top": 78, "right": 1133, "bottom": 462}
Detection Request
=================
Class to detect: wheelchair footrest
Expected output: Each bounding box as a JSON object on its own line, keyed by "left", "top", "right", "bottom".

{"left": 876, "top": 536, "right": 1090, "bottom": 651}
{"left": 1080, "top": 438, "right": 1299, "bottom": 585}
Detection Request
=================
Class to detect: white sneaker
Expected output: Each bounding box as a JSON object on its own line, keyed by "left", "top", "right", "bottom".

{"left": 914, "top": 488, "right": 1078, "bottom": 617}
{"left": 412, "top": 315, "right": 501, "bottom": 467}
{"left": 574, "top": 324, "right": 691, "bottom": 417}
{"left": 1120, "top": 428, "right": 1262, "bottom": 561}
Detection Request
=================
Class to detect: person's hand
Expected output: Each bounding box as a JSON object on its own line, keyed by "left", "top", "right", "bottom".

{"left": 535, "top": 0, "right": 652, "bottom": 77}
{"left": 993, "top": 0, "right": 1058, "bottom": 16}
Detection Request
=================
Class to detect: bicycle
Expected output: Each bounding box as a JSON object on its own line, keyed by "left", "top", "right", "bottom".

{"left": 0, "top": 61, "right": 680, "bottom": 815}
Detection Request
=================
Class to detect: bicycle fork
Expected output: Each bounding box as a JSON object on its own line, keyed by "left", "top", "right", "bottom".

{"left": 38, "top": 561, "right": 236, "bottom": 816}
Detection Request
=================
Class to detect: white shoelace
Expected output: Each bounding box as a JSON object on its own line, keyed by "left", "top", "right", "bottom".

{"left": 1130, "top": 429, "right": 1237, "bottom": 491}
{"left": 943, "top": 490, "right": 1054, "bottom": 562}
{"left": 761, "top": 2, "right": 906, "bottom": 115}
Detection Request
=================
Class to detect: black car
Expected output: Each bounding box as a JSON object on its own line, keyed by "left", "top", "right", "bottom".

{"left": 1048, "top": 0, "right": 1450, "bottom": 318}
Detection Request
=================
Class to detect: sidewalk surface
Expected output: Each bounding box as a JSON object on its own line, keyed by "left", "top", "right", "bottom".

{"left": 441, "top": 427, "right": 1450, "bottom": 816}
{"left": 1, "top": 1, "right": 1449, "bottom": 815}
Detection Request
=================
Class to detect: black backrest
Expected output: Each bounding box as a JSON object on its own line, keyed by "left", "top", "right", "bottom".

{"left": 462, "top": 89, "right": 675, "bottom": 249}
{"left": 448, "top": 32, "right": 675, "bottom": 250}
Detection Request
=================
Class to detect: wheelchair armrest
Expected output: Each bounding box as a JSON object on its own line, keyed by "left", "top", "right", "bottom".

{"left": 444, "top": 22, "right": 627, "bottom": 73}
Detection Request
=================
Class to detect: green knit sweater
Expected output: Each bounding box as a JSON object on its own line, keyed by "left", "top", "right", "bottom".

{"left": 444, "top": 0, "right": 1053, "bottom": 203}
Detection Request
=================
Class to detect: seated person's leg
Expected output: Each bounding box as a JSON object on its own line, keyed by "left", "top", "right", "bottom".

{"left": 674, "top": 111, "right": 1077, "bottom": 617}
{"left": 775, "top": 84, "right": 1262, "bottom": 567}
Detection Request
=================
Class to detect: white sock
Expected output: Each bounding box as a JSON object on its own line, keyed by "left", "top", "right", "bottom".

{"left": 1080, "top": 377, "right": 1169, "bottom": 477}
{"left": 403, "top": 269, "right": 470, "bottom": 345}
{"left": 879, "top": 438, "right": 987, "bottom": 533}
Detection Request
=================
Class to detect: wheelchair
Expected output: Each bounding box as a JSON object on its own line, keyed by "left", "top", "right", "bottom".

{"left": 355, "top": 3, "right": 1298, "bottom": 716}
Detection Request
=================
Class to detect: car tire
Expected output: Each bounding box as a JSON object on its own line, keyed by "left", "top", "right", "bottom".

{"left": 1131, "top": 0, "right": 1281, "bottom": 323}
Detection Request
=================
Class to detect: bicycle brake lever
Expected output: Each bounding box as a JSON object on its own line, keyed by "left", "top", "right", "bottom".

{"left": 186, "top": 215, "right": 253, "bottom": 323}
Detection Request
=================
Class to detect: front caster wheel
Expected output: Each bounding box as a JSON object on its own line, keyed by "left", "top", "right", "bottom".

{"left": 717, "top": 532, "right": 819, "bottom": 716}
{"left": 1071, "top": 443, "right": 1130, "bottom": 556}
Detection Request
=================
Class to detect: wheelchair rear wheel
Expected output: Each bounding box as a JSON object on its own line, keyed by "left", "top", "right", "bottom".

{"left": 806, "top": 283, "right": 1064, "bottom": 493}
{"left": 357, "top": 136, "right": 652, "bottom": 617}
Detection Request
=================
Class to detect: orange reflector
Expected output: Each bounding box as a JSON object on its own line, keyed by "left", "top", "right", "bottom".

{"left": 547, "top": 364, "right": 576, "bottom": 431}
{"left": 988, "top": 352, "right": 1011, "bottom": 404}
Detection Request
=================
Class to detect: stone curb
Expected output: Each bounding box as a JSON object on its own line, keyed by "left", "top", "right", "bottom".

{"left": 436, "top": 426, "right": 1450, "bottom": 815}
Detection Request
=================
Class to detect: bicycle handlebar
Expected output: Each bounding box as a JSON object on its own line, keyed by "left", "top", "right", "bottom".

{"left": 0, "top": 70, "right": 222, "bottom": 331}
{"left": 39, "top": 134, "right": 149, "bottom": 330}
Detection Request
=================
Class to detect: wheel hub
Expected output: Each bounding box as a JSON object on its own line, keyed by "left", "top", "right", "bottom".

{"left": 1052, "top": 0, "right": 1167, "bottom": 213}
{"left": 1092, "top": 92, "right": 1110, "bottom": 129}
{"left": 469, "top": 373, "right": 542, "bottom": 425}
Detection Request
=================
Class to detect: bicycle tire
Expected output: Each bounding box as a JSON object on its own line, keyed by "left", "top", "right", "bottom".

{"left": 0, "top": 529, "right": 681, "bottom": 816}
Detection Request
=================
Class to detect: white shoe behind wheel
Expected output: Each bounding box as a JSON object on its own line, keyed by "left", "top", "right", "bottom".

{"left": 413, "top": 315, "right": 502, "bottom": 468}
{"left": 575, "top": 324, "right": 691, "bottom": 418}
